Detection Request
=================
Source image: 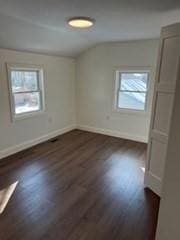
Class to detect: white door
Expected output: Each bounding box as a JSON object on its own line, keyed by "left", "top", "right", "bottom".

{"left": 145, "top": 23, "right": 180, "bottom": 196}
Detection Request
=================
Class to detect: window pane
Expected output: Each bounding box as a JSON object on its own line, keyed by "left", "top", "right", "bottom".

{"left": 14, "top": 92, "right": 41, "bottom": 114}
{"left": 118, "top": 91, "right": 146, "bottom": 110}
{"left": 11, "top": 71, "right": 38, "bottom": 93}
{"left": 120, "top": 73, "right": 148, "bottom": 91}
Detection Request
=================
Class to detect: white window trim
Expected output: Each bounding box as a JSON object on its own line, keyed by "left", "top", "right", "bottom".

{"left": 7, "top": 63, "right": 45, "bottom": 121}
{"left": 112, "top": 67, "right": 151, "bottom": 115}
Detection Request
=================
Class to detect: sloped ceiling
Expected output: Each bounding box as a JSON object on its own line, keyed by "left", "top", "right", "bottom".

{"left": 0, "top": 0, "right": 180, "bottom": 57}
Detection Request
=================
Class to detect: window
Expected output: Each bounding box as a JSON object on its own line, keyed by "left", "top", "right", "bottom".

{"left": 7, "top": 65, "right": 45, "bottom": 120}
{"left": 114, "top": 70, "right": 149, "bottom": 112}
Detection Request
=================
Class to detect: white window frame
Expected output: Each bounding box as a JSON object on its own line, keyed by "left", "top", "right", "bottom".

{"left": 113, "top": 68, "right": 151, "bottom": 114}
{"left": 7, "top": 64, "right": 45, "bottom": 121}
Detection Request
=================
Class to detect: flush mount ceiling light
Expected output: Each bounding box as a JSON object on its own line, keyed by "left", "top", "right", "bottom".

{"left": 68, "top": 17, "right": 95, "bottom": 28}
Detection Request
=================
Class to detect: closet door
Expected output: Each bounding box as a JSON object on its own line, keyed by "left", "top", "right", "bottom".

{"left": 145, "top": 23, "right": 180, "bottom": 196}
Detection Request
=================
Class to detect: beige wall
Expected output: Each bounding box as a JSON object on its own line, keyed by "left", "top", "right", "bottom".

{"left": 76, "top": 40, "right": 159, "bottom": 142}
{"left": 0, "top": 49, "right": 76, "bottom": 158}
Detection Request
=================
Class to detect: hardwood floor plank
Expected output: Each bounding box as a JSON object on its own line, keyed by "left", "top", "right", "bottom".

{"left": 0, "top": 130, "right": 159, "bottom": 240}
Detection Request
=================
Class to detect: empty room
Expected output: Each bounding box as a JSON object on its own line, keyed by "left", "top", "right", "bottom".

{"left": 0, "top": 1, "right": 180, "bottom": 240}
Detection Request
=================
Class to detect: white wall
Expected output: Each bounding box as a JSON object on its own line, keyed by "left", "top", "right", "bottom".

{"left": 0, "top": 40, "right": 159, "bottom": 158}
{"left": 76, "top": 40, "right": 159, "bottom": 142}
{"left": 0, "top": 49, "right": 76, "bottom": 158}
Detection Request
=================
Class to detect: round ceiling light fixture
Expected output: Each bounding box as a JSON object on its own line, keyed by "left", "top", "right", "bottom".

{"left": 68, "top": 17, "right": 95, "bottom": 28}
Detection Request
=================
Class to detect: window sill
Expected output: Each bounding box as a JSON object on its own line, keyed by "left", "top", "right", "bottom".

{"left": 12, "top": 110, "right": 46, "bottom": 122}
{"left": 112, "top": 108, "right": 148, "bottom": 116}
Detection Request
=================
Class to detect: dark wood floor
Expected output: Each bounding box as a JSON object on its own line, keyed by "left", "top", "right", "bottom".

{"left": 0, "top": 130, "right": 159, "bottom": 240}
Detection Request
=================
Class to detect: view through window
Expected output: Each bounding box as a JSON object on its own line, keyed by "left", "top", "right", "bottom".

{"left": 116, "top": 71, "right": 149, "bottom": 111}
{"left": 8, "top": 65, "right": 44, "bottom": 119}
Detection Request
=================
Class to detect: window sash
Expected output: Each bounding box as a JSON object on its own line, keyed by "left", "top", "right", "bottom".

{"left": 116, "top": 71, "right": 149, "bottom": 111}
{"left": 11, "top": 70, "right": 40, "bottom": 93}
{"left": 13, "top": 91, "right": 43, "bottom": 115}
{"left": 117, "top": 91, "right": 147, "bottom": 110}
{"left": 118, "top": 72, "right": 148, "bottom": 92}
{"left": 7, "top": 64, "right": 44, "bottom": 120}
{"left": 118, "top": 90, "right": 147, "bottom": 93}
{"left": 12, "top": 90, "right": 40, "bottom": 94}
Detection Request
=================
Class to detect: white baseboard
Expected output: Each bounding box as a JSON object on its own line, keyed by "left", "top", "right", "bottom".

{"left": 144, "top": 171, "right": 162, "bottom": 196}
{"left": 0, "top": 124, "right": 76, "bottom": 159}
{"left": 0, "top": 124, "right": 147, "bottom": 160}
{"left": 77, "top": 125, "right": 148, "bottom": 143}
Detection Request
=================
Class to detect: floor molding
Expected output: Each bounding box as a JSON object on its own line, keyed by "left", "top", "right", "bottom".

{"left": 0, "top": 124, "right": 76, "bottom": 159}
{"left": 144, "top": 171, "right": 161, "bottom": 196}
{"left": 77, "top": 124, "right": 148, "bottom": 143}
{"left": 0, "top": 124, "right": 148, "bottom": 160}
